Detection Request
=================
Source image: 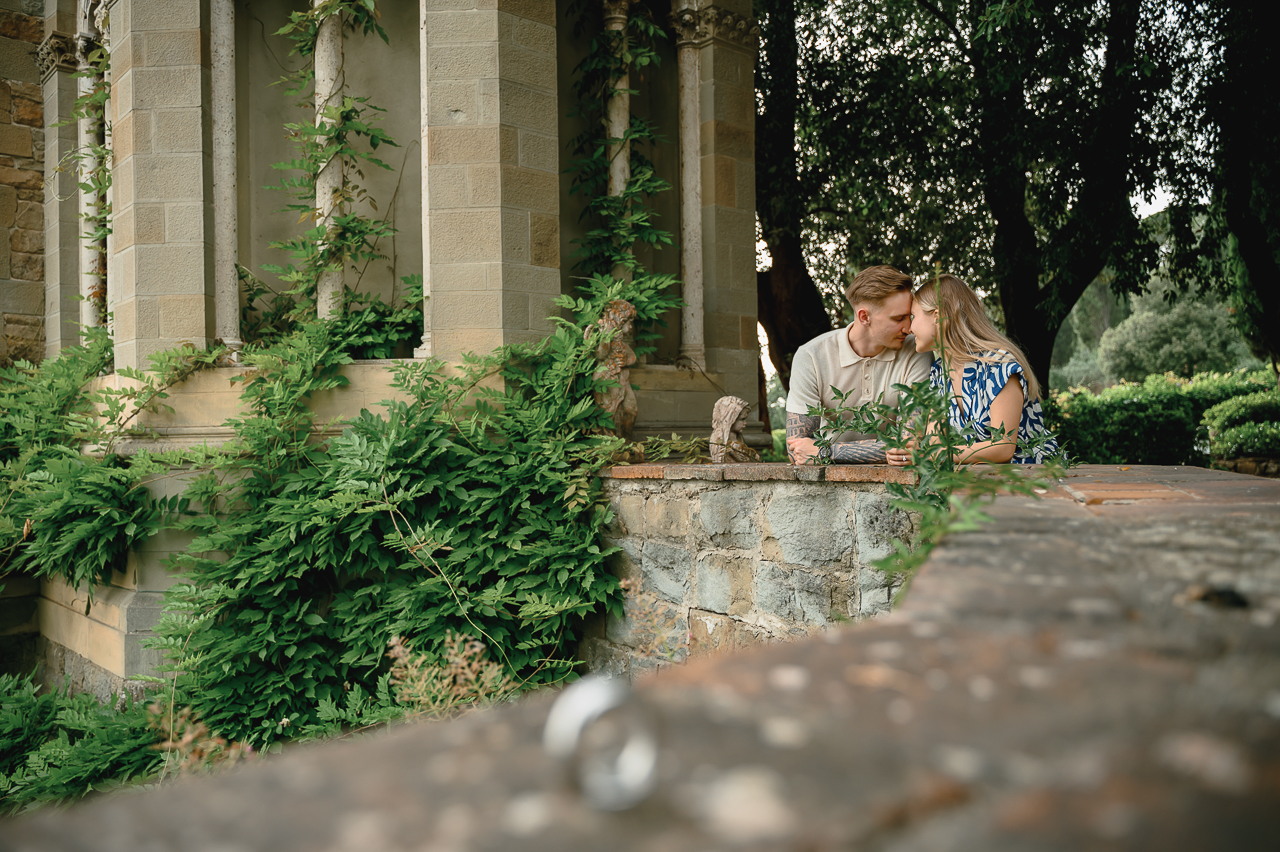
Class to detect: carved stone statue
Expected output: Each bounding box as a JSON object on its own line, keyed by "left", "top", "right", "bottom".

{"left": 588, "top": 299, "right": 639, "bottom": 439}
{"left": 710, "top": 395, "right": 760, "bottom": 463}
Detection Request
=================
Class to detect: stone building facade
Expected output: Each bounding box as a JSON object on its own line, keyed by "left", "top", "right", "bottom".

{"left": 0, "top": 1, "right": 43, "bottom": 366}
{"left": 8, "top": 0, "right": 767, "bottom": 694}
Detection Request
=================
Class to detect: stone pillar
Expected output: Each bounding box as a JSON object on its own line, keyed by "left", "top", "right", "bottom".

{"left": 414, "top": 0, "right": 432, "bottom": 357}
{"left": 423, "top": 0, "right": 561, "bottom": 359}
{"left": 105, "top": 0, "right": 217, "bottom": 371}
{"left": 211, "top": 0, "right": 241, "bottom": 355}
{"left": 75, "top": 31, "right": 105, "bottom": 332}
{"left": 671, "top": 2, "right": 705, "bottom": 370}
{"left": 602, "top": 0, "right": 631, "bottom": 199}
{"left": 698, "top": 5, "right": 759, "bottom": 415}
{"left": 38, "top": 20, "right": 81, "bottom": 356}
{"left": 313, "top": 1, "right": 343, "bottom": 319}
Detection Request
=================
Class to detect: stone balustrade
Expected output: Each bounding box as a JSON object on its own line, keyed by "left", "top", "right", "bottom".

{"left": 581, "top": 463, "right": 920, "bottom": 677}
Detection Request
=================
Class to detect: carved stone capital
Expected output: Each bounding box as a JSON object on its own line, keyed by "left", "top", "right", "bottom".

{"left": 602, "top": 0, "right": 636, "bottom": 30}
{"left": 36, "top": 32, "right": 78, "bottom": 81}
{"left": 75, "top": 35, "right": 103, "bottom": 69}
{"left": 670, "top": 5, "right": 760, "bottom": 50}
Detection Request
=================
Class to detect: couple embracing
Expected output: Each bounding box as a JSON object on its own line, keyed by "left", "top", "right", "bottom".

{"left": 785, "top": 265, "right": 1059, "bottom": 467}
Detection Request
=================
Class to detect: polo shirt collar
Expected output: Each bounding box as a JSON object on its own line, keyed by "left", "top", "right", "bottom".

{"left": 838, "top": 322, "right": 900, "bottom": 367}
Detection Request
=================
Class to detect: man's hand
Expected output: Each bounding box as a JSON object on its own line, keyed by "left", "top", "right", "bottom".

{"left": 785, "top": 412, "right": 822, "bottom": 464}
{"left": 787, "top": 436, "right": 820, "bottom": 464}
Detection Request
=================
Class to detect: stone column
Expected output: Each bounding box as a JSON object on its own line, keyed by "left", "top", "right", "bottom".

{"left": 211, "top": 0, "right": 241, "bottom": 355}
{"left": 671, "top": 2, "right": 705, "bottom": 370}
{"left": 698, "top": 5, "right": 760, "bottom": 415}
{"left": 106, "top": 0, "right": 217, "bottom": 371}
{"left": 313, "top": 1, "right": 343, "bottom": 318}
{"left": 75, "top": 31, "right": 105, "bottom": 332}
{"left": 602, "top": 0, "right": 632, "bottom": 199}
{"left": 37, "top": 24, "right": 81, "bottom": 355}
{"left": 423, "top": 0, "right": 561, "bottom": 360}
{"left": 414, "top": 0, "right": 432, "bottom": 357}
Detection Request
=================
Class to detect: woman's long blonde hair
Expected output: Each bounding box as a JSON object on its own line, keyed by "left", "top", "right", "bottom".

{"left": 913, "top": 274, "right": 1042, "bottom": 399}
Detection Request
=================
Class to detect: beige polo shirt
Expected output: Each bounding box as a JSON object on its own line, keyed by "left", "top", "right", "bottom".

{"left": 785, "top": 323, "right": 933, "bottom": 443}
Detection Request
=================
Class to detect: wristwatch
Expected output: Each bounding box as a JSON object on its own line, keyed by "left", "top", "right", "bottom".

{"left": 817, "top": 445, "right": 833, "bottom": 463}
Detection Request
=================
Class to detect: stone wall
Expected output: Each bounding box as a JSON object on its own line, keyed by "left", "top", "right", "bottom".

{"left": 0, "top": 1, "right": 42, "bottom": 365}
{"left": 581, "top": 463, "right": 919, "bottom": 678}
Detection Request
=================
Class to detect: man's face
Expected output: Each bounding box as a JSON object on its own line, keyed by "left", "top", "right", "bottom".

{"left": 863, "top": 291, "right": 914, "bottom": 350}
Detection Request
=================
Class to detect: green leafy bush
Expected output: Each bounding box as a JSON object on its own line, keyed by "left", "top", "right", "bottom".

{"left": 1212, "top": 422, "right": 1280, "bottom": 459}
{"left": 1097, "top": 297, "right": 1254, "bottom": 381}
{"left": 152, "top": 279, "right": 676, "bottom": 746}
{"left": 1202, "top": 390, "right": 1280, "bottom": 437}
{"left": 0, "top": 674, "right": 164, "bottom": 815}
{"left": 1044, "top": 369, "right": 1275, "bottom": 465}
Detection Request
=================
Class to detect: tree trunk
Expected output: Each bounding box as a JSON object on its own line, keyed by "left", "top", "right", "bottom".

{"left": 979, "top": 0, "right": 1145, "bottom": 390}
{"left": 756, "top": 0, "right": 833, "bottom": 390}
{"left": 1219, "top": 1, "right": 1280, "bottom": 375}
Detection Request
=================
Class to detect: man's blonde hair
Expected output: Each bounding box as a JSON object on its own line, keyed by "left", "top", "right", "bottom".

{"left": 845, "top": 265, "right": 914, "bottom": 309}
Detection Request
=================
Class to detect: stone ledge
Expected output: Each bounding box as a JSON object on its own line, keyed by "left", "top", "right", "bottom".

{"left": 600, "top": 462, "right": 917, "bottom": 484}
{"left": 7, "top": 467, "right": 1280, "bottom": 850}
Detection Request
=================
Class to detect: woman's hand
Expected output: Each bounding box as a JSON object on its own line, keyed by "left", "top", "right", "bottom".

{"left": 886, "top": 438, "right": 915, "bottom": 467}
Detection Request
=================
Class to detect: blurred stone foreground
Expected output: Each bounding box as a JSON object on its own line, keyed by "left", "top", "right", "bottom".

{"left": 5, "top": 465, "right": 1280, "bottom": 851}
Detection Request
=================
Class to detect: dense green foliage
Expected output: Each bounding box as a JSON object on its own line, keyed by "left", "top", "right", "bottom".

{"left": 1212, "top": 423, "right": 1280, "bottom": 459}
{"left": 1097, "top": 293, "right": 1253, "bottom": 381}
{"left": 756, "top": 0, "right": 1201, "bottom": 387}
{"left": 0, "top": 330, "right": 149, "bottom": 593}
{"left": 145, "top": 1, "right": 681, "bottom": 747}
{"left": 1044, "top": 369, "right": 1273, "bottom": 464}
{"left": 0, "top": 675, "right": 164, "bottom": 815}
{"left": 1202, "top": 391, "right": 1280, "bottom": 459}
{"left": 0, "top": 7, "right": 683, "bottom": 813}
{"left": 153, "top": 280, "right": 677, "bottom": 745}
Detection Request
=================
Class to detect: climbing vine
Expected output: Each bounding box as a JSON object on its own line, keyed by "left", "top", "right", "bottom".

{"left": 2, "top": 0, "right": 691, "bottom": 799}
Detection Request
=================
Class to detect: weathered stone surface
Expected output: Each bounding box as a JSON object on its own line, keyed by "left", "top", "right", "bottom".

{"left": 645, "top": 496, "right": 690, "bottom": 540}
{"left": 9, "top": 468, "right": 1280, "bottom": 851}
{"left": 753, "top": 561, "right": 795, "bottom": 620}
{"left": 688, "top": 609, "right": 768, "bottom": 658}
{"left": 854, "top": 490, "right": 913, "bottom": 562}
{"left": 696, "top": 487, "right": 758, "bottom": 548}
{"left": 792, "top": 569, "right": 831, "bottom": 625}
{"left": 663, "top": 465, "right": 724, "bottom": 481}
{"left": 695, "top": 553, "right": 752, "bottom": 616}
{"left": 765, "top": 484, "right": 855, "bottom": 564}
{"left": 601, "top": 464, "right": 666, "bottom": 479}
{"left": 639, "top": 540, "right": 690, "bottom": 604}
{"left": 610, "top": 493, "right": 644, "bottom": 538}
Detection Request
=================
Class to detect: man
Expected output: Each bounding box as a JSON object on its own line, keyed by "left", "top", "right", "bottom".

{"left": 786, "top": 265, "right": 932, "bottom": 464}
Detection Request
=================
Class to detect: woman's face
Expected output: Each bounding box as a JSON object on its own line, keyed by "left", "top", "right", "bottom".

{"left": 910, "top": 298, "right": 938, "bottom": 353}
{"left": 732, "top": 413, "right": 747, "bottom": 434}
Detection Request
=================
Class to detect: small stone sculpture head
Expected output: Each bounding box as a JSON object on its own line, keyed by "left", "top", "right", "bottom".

{"left": 710, "top": 395, "right": 752, "bottom": 462}
{"left": 598, "top": 299, "right": 638, "bottom": 335}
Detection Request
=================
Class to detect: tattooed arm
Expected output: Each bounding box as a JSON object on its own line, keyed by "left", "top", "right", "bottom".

{"left": 786, "top": 412, "right": 889, "bottom": 464}
{"left": 831, "top": 440, "right": 888, "bottom": 464}
{"left": 785, "top": 412, "right": 822, "bottom": 464}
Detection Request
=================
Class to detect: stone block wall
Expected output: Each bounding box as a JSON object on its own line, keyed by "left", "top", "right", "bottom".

{"left": 426, "top": 0, "right": 562, "bottom": 361}
{"left": 0, "top": 2, "right": 43, "bottom": 365}
{"left": 581, "top": 463, "right": 918, "bottom": 678}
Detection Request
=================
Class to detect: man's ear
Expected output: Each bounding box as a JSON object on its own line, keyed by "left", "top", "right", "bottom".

{"left": 855, "top": 305, "right": 871, "bottom": 326}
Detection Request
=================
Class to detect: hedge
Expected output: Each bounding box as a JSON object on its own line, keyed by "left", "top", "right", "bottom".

{"left": 1043, "top": 369, "right": 1276, "bottom": 465}
{"left": 1202, "top": 390, "right": 1280, "bottom": 437}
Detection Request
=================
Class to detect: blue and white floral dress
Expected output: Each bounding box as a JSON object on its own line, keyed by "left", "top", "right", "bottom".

{"left": 928, "top": 352, "right": 1060, "bottom": 464}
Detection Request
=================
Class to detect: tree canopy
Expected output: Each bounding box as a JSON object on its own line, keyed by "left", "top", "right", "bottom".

{"left": 756, "top": 0, "right": 1274, "bottom": 389}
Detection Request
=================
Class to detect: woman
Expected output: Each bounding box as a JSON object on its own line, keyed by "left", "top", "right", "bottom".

{"left": 888, "top": 274, "right": 1060, "bottom": 465}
